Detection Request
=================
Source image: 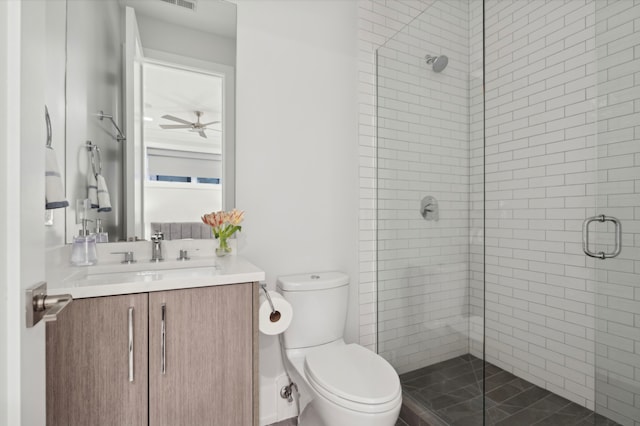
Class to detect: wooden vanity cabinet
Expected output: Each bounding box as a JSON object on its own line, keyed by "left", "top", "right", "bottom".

{"left": 46, "top": 293, "right": 149, "bottom": 426}
{"left": 46, "top": 283, "right": 258, "bottom": 426}
{"left": 149, "top": 284, "right": 255, "bottom": 426}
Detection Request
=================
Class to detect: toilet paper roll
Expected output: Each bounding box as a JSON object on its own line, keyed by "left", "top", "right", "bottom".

{"left": 259, "top": 290, "right": 293, "bottom": 335}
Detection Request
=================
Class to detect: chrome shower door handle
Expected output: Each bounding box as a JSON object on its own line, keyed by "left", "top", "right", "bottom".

{"left": 128, "top": 307, "right": 134, "bottom": 382}
{"left": 582, "top": 215, "right": 622, "bottom": 259}
{"left": 161, "top": 303, "right": 166, "bottom": 375}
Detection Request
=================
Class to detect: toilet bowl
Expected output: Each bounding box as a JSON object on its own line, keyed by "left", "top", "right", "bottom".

{"left": 278, "top": 272, "right": 402, "bottom": 426}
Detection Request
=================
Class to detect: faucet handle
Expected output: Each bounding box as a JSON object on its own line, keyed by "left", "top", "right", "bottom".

{"left": 111, "top": 251, "right": 136, "bottom": 264}
{"left": 151, "top": 231, "right": 164, "bottom": 242}
{"left": 177, "top": 249, "right": 190, "bottom": 261}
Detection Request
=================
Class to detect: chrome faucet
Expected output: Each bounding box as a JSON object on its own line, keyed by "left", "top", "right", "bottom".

{"left": 151, "top": 232, "right": 164, "bottom": 262}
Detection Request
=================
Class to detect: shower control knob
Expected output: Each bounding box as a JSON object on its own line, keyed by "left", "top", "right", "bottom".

{"left": 420, "top": 196, "right": 439, "bottom": 221}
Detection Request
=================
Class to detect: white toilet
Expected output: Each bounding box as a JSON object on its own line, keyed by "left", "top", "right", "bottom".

{"left": 277, "top": 272, "right": 402, "bottom": 426}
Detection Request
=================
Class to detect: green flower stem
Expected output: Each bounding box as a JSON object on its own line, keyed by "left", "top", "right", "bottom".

{"left": 218, "top": 236, "right": 231, "bottom": 253}
{"left": 210, "top": 225, "right": 242, "bottom": 253}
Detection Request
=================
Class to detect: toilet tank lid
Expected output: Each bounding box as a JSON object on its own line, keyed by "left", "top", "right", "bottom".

{"left": 277, "top": 271, "right": 349, "bottom": 291}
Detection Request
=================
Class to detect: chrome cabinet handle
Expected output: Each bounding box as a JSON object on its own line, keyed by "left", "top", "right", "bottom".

{"left": 582, "top": 215, "right": 622, "bottom": 259}
{"left": 161, "top": 303, "right": 166, "bottom": 375}
{"left": 128, "top": 307, "right": 134, "bottom": 382}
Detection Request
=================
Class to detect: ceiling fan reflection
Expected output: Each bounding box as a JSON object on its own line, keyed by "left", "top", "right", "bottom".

{"left": 159, "top": 111, "right": 219, "bottom": 139}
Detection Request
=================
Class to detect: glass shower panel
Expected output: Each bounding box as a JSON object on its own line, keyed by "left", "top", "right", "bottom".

{"left": 376, "top": 0, "right": 485, "bottom": 424}
{"left": 593, "top": 1, "right": 640, "bottom": 425}
{"left": 375, "top": 1, "right": 640, "bottom": 425}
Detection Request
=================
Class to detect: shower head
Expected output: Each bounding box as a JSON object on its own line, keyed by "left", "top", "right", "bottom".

{"left": 425, "top": 54, "right": 448, "bottom": 73}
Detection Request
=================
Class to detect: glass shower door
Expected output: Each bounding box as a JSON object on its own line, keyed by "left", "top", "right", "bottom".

{"left": 593, "top": 2, "right": 640, "bottom": 425}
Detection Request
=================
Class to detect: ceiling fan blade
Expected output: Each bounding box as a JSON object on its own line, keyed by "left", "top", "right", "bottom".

{"left": 159, "top": 124, "right": 192, "bottom": 129}
{"left": 198, "top": 130, "right": 207, "bottom": 139}
{"left": 161, "top": 114, "right": 193, "bottom": 125}
{"left": 201, "top": 121, "right": 220, "bottom": 126}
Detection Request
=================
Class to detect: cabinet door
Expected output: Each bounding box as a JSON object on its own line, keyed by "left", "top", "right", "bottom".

{"left": 149, "top": 283, "right": 254, "bottom": 426}
{"left": 46, "top": 293, "right": 148, "bottom": 426}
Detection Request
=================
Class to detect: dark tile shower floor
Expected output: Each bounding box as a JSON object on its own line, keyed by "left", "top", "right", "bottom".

{"left": 399, "top": 354, "right": 621, "bottom": 426}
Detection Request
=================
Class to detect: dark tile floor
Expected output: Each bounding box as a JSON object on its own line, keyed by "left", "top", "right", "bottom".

{"left": 399, "top": 354, "right": 621, "bottom": 426}
{"left": 270, "top": 415, "right": 411, "bottom": 425}
{"left": 267, "top": 418, "right": 297, "bottom": 426}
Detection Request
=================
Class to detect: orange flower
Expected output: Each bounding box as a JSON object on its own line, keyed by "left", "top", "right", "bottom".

{"left": 228, "top": 209, "right": 245, "bottom": 226}
{"left": 201, "top": 209, "right": 244, "bottom": 240}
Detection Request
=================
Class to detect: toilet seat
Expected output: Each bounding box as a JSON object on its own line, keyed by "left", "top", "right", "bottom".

{"left": 304, "top": 344, "right": 401, "bottom": 414}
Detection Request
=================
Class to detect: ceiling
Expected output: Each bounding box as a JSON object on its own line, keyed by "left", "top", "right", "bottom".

{"left": 143, "top": 62, "right": 223, "bottom": 150}
{"left": 120, "top": 0, "right": 236, "bottom": 39}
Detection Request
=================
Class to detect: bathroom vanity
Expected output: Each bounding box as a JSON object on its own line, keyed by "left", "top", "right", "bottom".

{"left": 45, "top": 255, "right": 264, "bottom": 426}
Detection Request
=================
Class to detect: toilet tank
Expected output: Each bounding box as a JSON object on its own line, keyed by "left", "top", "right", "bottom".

{"left": 277, "top": 272, "right": 349, "bottom": 349}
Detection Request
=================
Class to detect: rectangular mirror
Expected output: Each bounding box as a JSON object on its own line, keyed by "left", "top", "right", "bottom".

{"left": 49, "top": 0, "right": 236, "bottom": 245}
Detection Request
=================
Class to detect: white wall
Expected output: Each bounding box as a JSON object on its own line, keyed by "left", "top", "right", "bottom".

{"left": 17, "top": 1, "right": 48, "bottom": 419}
{"left": 136, "top": 13, "right": 236, "bottom": 67}
{"left": 0, "top": 2, "right": 9, "bottom": 423}
{"left": 2, "top": 1, "right": 49, "bottom": 424}
{"left": 235, "top": 1, "right": 359, "bottom": 423}
{"left": 376, "top": 0, "right": 472, "bottom": 374}
{"left": 65, "top": 0, "right": 123, "bottom": 243}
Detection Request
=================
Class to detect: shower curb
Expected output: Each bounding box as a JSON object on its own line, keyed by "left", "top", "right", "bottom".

{"left": 400, "top": 392, "right": 449, "bottom": 426}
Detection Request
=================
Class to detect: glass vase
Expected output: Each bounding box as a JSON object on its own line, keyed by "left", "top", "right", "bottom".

{"left": 215, "top": 236, "right": 232, "bottom": 257}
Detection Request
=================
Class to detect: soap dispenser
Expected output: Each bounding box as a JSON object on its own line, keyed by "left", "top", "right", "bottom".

{"left": 71, "top": 199, "right": 98, "bottom": 266}
{"left": 94, "top": 218, "right": 109, "bottom": 243}
{"left": 71, "top": 219, "right": 97, "bottom": 266}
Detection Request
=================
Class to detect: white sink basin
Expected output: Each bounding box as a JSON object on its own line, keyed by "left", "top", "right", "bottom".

{"left": 49, "top": 256, "right": 265, "bottom": 299}
{"left": 86, "top": 257, "right": 219, "bottom": 276}
{"left": 84, "top": 265, "right": 220, "bottom": 285}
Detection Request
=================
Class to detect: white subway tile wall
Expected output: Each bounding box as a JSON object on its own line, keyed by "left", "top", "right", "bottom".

{"left": 360, "top": 0, "right": 640, "bottom": 422}
{"left": 594, "top": 1, "right": 640, "bottom": 424}
{"left": 358, "top": 0, "right": 436, "bottom": 352}
{"left": 468, "top": 0, "right": 485, "bottom": 365}
{"left": 475, "top": 2, "right": 640, "bottom": 423}
{"left": 376, "top": 0, "right": 472, "bottom": 374}
{"left": 474, "top": 0, "right": 600, "bottom": 410}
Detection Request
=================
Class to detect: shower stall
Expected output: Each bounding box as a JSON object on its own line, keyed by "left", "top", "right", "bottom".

{"left": 375, "top": 1, "right": 640, "bottom": 425}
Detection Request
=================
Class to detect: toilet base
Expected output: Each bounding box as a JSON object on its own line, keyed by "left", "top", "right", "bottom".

{"left": 297, "top": 391, "right": 401, "bottom": 426}
{"left": 285, "top": 343, "right": 401, "bottom": 426}
{"left": 298, "top": 403, "right": 323, "bottom": 426}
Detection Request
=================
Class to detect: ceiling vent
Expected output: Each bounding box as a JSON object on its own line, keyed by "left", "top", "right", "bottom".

{"left": 159, "top": 0, "right": 197, "bottom": 12}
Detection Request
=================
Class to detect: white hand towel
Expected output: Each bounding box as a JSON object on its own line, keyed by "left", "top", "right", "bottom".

{"left": 87, "top": 172, "right": 99, "bottom": 208}
{"left": 45, "top": 147, "right": 69, "bottom": 209}
{"left": 96, "top": 174, "right": 112, "bottom": 212}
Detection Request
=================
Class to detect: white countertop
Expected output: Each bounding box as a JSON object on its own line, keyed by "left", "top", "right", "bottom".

{"left": 48, "top": 255, "right": 266, "bottom": 299}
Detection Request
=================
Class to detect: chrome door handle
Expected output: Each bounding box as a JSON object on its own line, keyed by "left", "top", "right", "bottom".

{"left": 582, "top": 215, "right": 622, "bottom": 259}
{"left": 26, "top": 282, "right": 73, "bottom": 328}
{"left": 128, "top": 307, "right": 134, "bottom": 382}
{"left": 161, "top": 303, "right": 166, "bottom": 375}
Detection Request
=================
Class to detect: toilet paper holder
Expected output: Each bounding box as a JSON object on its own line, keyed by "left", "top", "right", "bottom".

{"left": 260, "top": 283, "right": 282, "bottom": 322}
